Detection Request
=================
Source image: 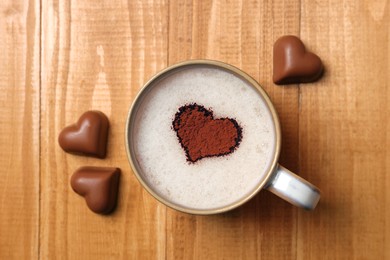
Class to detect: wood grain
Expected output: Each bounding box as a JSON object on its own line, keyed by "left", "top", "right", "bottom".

{"left": 298, "top": 1, "right": 390, "bottom": 259}
{"left": 40, "top": 0, "right": 167, "bottom": 259}
{"left": 0, "top": 0, "right": 40, "bottom": 259}
{"left": 167, "top": 1, "right": 301, "bottom": 259}
{"left": 0, "top": 0, "right": 389, "bottom": 259}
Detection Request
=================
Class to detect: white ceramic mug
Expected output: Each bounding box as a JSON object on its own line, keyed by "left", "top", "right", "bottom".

{"left": 125, "top": 60, "right": 320, "bottom": 214}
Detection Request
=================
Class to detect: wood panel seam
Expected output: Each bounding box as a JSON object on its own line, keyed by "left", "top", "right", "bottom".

{"left": 166, "top": 0, "right": 170, "bottom": 259}
{"left": 38, "top": 0, "right": 42, "bottom": 259}
{"left": 296, "top": 0, "right": 302, "bottom": 259}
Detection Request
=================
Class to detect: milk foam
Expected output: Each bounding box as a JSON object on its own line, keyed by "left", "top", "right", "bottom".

{"left": 132, "top": 65, "right": 276, "bottom": 210}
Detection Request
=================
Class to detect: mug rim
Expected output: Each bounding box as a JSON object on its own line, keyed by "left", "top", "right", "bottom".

{"left": 125, "top": 59, "right": 282, "bottom": 215}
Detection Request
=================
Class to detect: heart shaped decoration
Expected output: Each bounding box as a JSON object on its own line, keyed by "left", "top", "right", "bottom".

{"left": 273, "top": 35, "right": 324, "bottom": 85}
{"left": 58, "top": 111, "right": 109, "bottom": 158}
{"left": 172, "top": 104, "right": 242, "bottom": 163}
{"left": 71, "top": 166, "right": 120, "bottom": 214}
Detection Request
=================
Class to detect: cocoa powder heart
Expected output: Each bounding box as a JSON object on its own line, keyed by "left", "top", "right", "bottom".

{"left": 172, "top": 104, "right": 242, "bottom": 163}
{"left": 58, "top": 111, "right": 109, "bottom": 158}
{"left": 71, "top": 166, "right": 120, "bottom": 214}
{"left": 273, "top": 35, "right": 324, "bottom": 85}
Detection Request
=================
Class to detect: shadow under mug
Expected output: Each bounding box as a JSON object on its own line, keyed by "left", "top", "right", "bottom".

{"left": 125, "top": 60, "right": 320, "bottom": 215}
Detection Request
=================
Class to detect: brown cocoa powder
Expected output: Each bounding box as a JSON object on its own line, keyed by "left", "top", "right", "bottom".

{"left": 172, "top": 104, "right": 243, "bottom": 163}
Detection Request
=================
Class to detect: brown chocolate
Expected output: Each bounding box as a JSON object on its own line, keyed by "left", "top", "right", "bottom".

{"left": 273, "top": 35, "right": 324, "bottom": 85}
{"left": 172, "top": 104, "right": 242, "bottom": 163}
{"left": 58, "top": 111, "right": 109, "bottom": 158}
{"left": 71, "top": 166, "right": 120, "bottom": 214}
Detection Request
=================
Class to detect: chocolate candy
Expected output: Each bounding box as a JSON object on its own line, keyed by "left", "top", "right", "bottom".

{"left": 273, "top": 35, "right": 324, "bottom": 85}
{"left": 58, "top": 111, "right": 109, "bottom": 158}
{"left": 71, "top": 166, "right": 120, "bottom": 214}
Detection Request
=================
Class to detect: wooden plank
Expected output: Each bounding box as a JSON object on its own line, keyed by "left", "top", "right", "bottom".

{"left": 167, "top": 0, "right": 301, "bottom": 259}
{"left": 298, "top": 0, "right": 389, "bottom": 259}
{"left": 0, "top": 0, "right": 40, "bottom": 259}
{"left": 40, "top": 0, "right": 168, "bottom": 258}
{"left": 1, "top": 0, "right": 387, "bottom": 258}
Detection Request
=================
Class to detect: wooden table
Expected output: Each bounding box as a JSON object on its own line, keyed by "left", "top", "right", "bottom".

{"left": 1, "top": 0, "right": 389, "bottom": 259}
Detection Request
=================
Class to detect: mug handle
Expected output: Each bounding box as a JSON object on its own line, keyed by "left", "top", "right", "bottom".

{"left": 266, "top": 165, "right": 320, "bottom": 210}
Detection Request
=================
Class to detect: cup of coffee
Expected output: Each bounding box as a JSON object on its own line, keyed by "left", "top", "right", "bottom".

{"left": 125, "top": 60, "right": 320, "bottom": 214}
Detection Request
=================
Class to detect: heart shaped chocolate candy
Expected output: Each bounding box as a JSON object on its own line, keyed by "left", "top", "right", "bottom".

{"left": 71, "top": 166, "right": 120, "bottom": 214}
{"left": 58, "top": 111, "right": 109, "bottom": 158}
{"left": 273, "top": 35, "right": 324, "bottom": 85}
